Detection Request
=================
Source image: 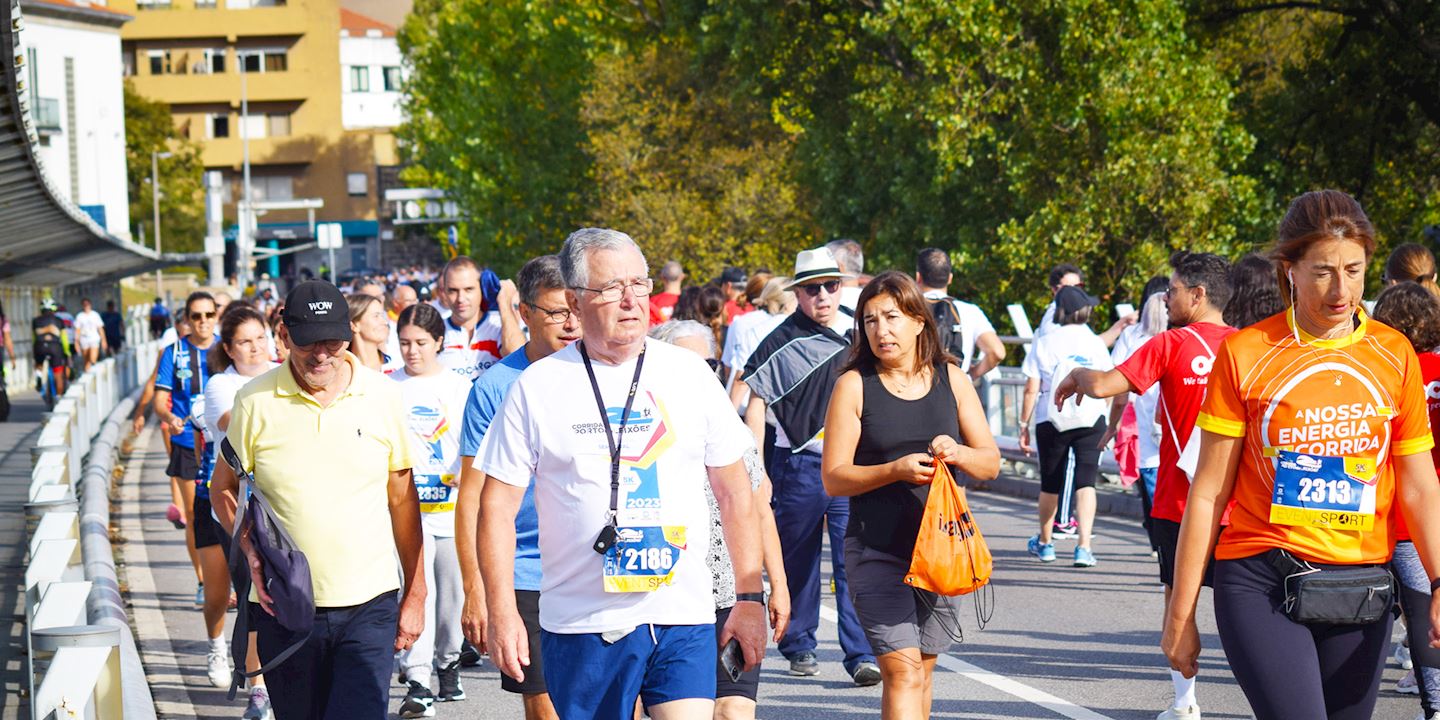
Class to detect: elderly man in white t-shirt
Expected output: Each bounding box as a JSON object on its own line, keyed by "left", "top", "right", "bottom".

{"left": 476, "top": 228, "right": 768, "bottom": 720}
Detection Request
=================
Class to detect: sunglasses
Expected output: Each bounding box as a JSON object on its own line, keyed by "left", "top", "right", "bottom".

{"left": 190, "top": 311, "right": 217, "bottom": 320}
{"left": 799, "top": 279, "right": 841, "bottom": 297}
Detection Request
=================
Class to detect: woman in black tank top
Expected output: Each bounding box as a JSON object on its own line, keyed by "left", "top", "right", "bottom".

{"left": 821, "top": 271, "right": 999, "bottom": 719}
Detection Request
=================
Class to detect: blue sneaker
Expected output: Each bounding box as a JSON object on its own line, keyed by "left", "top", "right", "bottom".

{"left": 1027, "top": 535, "right": 1056, "bottom": 563}
{"left": 1074, "top": 547, "right": 1097, "bottom": 568}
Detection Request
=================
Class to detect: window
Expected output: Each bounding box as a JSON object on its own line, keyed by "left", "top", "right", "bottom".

{"left": 136, "top": 0, "right": 173, "bottom": 9}
{"left": 239, "top": 113, "right": 267, "bottom": 139}
{"left": 238, "top": 49, "right": 287, "bottom": 74}
{"left": 148, "top": 50, "right": 168, "bottom": 75}
{"left": 249, "top": 175, "right": 294, "bottom": 202}
{"left": 349, "top": 66, "right": 370, "bottom": 93}
{"left": 195, "top": 48, "right": 225, "bottom": 75}
{"left": 382, "top": 66, "right": 402, "bottom": 92}
{"left": 208, "top": 113, "right": 230, "bottom": 139}
{"left": 228, "top": 0, "right": 286, "bottom": 7}
{"left": 267, "top": 112, "right": 290, "bottom": 137}
{"left": 347, "top": 172, "right": 367, "bottom": 197}
{"left": 195, "top": 0, "right": 216, "bottom": 7}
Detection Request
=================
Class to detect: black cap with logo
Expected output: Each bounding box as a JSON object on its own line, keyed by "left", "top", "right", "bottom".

{"left": 281, "top": 281, "right": 353, "bottom": 346}
{"left": 1054, "top": 285, "right": 1101, "bottom": 316}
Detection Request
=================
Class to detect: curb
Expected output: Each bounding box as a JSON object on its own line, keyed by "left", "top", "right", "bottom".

{"left": 965, "top": 463, "right": 1146, "bottom": 520}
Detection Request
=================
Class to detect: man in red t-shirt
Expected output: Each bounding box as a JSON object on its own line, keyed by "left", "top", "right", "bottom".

{"left": 1053, "top": 251, "right": 1234, "bottom": 720}
{"left": 648, "top": 260, "right": 684, "bottom": 326}
{"left": 718, "top": 266, "right": 749, "bottom": 324}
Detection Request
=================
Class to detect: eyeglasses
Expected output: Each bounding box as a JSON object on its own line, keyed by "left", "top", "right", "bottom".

{"left": 1164, "top": 284, "right": 1196, "bottom": 299}
{"left": 190, "top": 311, "right": 217, "bottom": 321}
{"left": 573, "top": 278, "right": 654, "bottom": 303}
{"left": 799, "top": 279, "right": 841, "bottom": 297}
{"left": 296, "top": 339, "right": 346, "bottom": 354}
{"left": 526, "top": 303, "right": 572, "bottom": 325}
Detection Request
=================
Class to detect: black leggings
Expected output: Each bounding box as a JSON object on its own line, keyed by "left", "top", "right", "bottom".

{"left": 1036, "top": 419, "right": 1104, "bottom": 495}
{"left": 1213, "top": 552, "right": 1391, "bottom": 720}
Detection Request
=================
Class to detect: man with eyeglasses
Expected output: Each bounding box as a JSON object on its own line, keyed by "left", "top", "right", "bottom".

{"left": 476, "top": 229, "right": 767, "bottom": 720}
{"left": 438, "top": 256, "right": 523, "bottom": 381}
{"left": 454, "top": 255, "right": 578, "bottom": 720}
{"left": 738, "top": 247, "right": 880, "bottom": 686}
{"left": 153, "top": 292, "right": 225, "bottom": 672}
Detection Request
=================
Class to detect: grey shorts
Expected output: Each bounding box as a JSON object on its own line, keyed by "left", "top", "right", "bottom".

{"left": 843, "top": 536, "right": 958, "bottom": 656}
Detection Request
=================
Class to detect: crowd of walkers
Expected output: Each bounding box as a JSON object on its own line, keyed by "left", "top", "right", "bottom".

{"left": 121, "top": 188, "right": 1440, "bottom": 720}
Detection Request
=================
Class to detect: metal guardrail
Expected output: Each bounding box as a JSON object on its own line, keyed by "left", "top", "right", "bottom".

{"left": 25, "top": 339, "right": 158, "bottom": 720}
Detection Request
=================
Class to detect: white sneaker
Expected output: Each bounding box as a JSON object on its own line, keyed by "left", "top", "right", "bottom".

{"left": 1156, "top": 706, "right": 1201, "bottom": 720}
{"left": 206, "top": 649, "right": 232, "bottom": 688}
{"left": 1397, "top": 670, "right": 1420, "bottom": 695}
{"left": 1398, "top": 642, "right": 1415, "bottom": 670}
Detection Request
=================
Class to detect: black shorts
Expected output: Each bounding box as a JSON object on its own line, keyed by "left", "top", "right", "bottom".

{"left": 192, "top": 495, "right": 226, "bottom": 549}
{"left": 33, "top": 343, "right": 65, "bottom": 371}
{"left": 500, "top": 590, "right": 548, "bottom": 695}
{"left": 1152, "top": 518, "right": 1214, "bottom": 588}
{"left": 1036, "top": 419, "right": 1106, "bottom": 495}
{"left": 165, "top": 443, "right": 202, "bottom": 481}
{"left": 714, "top": 605, "right": 761, "bottom": 701}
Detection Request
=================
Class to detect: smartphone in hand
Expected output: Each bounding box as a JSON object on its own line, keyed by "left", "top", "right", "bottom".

{"left": 720, "top": 637, "right": 744, "bottom": 682}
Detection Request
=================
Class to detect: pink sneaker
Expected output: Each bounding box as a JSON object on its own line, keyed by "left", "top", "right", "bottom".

{"left": 165, "top": 504, "right": 186, "bottom": 530}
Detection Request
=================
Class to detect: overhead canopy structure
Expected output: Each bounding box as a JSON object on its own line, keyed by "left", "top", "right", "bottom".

{"left": 0, "top": 0, "right": 203, "bottom": 287}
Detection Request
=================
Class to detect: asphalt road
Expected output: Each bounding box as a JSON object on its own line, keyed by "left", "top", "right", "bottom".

{"left": 122, "top": 423, "right": 1420, "bottom": 719}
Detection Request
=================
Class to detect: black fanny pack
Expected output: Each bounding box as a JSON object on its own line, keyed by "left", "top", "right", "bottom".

{"left": 1270, "top": 549, "right": 1394, "bottom": 625}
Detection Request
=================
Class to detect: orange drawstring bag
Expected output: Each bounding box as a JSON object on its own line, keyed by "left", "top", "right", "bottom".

{"left": 904, "top": 459, "right": 993, "bottom": 596}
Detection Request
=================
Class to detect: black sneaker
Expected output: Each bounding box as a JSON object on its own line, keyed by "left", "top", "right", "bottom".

{"left": 437, "top": 661, "right": 466, "bottom": 702}
{"left": 397, "top": 680, "right": 435, "bottom": 718}
{"left": 851, "top": 661, "right": 882, "bottom": 687}
{"left": 788, "top": 651, "right": 819, "bottom": 676}
{"left": 458, "top": 641, "right": 482, "bottom": 667}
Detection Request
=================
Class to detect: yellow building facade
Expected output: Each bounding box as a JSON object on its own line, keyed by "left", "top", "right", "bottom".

{"left": 113, "top": 0, "right": 399, "bottom": 276}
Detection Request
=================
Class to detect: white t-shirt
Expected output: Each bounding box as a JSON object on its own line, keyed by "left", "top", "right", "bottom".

{"left": 74, "top": 310, "right": 104, "bottom": 346}
{"left": 922, "top": 290, "right": 997, "bottom": 371}
{"left": 478, "top": 338, "right": 753, "bottom": 633}
{"left": 438, "top": 311, "right": 504, "bottom": 381}
{"left": 1021, "top": 323, "right": 1112, "bottom": 425}
{"left": 1110, "top": 326, "right": 1161, "bottom": 469}
{"left": 1035, "top": 302, "right": 1057, "bottom": 337}
{"left": 394, "top": 368, "right": 473, "bottom": 536}
{"left": 203, "top": 363, "right": 278, "bottom": 452}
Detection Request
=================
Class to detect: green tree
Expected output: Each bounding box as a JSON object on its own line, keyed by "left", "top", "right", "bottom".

{"left": 124, "top": 82, "right": 205, "bottom": 253}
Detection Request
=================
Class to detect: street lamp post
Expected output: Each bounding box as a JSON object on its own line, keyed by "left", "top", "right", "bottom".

{"left": 150, "top": 150, "right": 173, "bottom": 301}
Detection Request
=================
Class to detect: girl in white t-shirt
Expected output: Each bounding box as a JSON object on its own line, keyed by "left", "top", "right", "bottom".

{"left": 392, "top": 303, "right": 474, "bottom": 712}
{"left": 201, "top": 305, "right": 277, "bottom": 719}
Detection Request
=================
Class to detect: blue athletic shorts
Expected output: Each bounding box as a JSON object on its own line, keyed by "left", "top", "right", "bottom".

{"left": 541, "top": 623, "right": 716, "bottom": 718}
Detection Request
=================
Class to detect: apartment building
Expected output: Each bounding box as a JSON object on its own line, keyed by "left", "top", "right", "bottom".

{"left": 112, "top": 0, "right": 400, "bottom": 277}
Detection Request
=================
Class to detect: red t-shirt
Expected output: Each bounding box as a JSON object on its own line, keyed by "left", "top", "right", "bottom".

{"left": 649, "top": 292, "right": 680, "bottom": 326}
{"left": 724, "top": 299, "right": 746, "bottom": 324}
{"left": 1117, "top": 322, "right": 1237, "bottom": 523}
{"left": 1396, "top": 350, "right": 1440, "bottom": 542}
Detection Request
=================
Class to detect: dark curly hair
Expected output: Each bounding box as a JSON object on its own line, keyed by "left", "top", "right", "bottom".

{"left": 1372, "top": 282, "right": 1440, "bottom": 354}
{"left": 1224, "top": 253, "right": 1285, "bottom": 329}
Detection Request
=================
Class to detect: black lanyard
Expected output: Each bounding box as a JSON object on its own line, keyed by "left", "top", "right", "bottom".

{"left": 579, "top": 341, "right": 646, "bottom": 546}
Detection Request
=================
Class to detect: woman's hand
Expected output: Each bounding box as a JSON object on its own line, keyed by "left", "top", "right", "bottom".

{"left": 1161, "top": 615, "right": 1201, "bottom": 679}
{"left": 890, "top": 453, "right": 936, "bottom": 485}
{"left": 929, "top": 435, "right": 963, "bottom": 464}
{"left": 1019, "top": 425, "right": 1033, "bottom": 456}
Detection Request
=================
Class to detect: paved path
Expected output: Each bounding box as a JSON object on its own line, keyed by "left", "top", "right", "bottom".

{"left": 119, "top": 421, "right": 1420, "bottom": 719}
{"left": 0, "top": 392, "right": 45, "bottom": 720}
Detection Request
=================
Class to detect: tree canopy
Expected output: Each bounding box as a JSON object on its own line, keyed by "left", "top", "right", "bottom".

{"left": 124, "top": 81, "right": 206, "bottom": 253}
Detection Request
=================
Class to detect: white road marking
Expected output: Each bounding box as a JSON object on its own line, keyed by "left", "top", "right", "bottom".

{"left": 818, "top": 603, "right": 1116, "bottom": 720}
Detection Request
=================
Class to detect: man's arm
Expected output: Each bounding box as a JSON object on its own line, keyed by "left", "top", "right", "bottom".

{"left": 479, "top": 477, "right": 528, "bottom": 681}
{"left": 744, "top": 395, "right": 767, "bottom": 451}
{"left": 1052, "top": 367, "right": 1135, "bottom": 409}
{"left": 455, "top": 457, "right": 487, "bottom": 647}
{"left": 210, "top": 455, "right": 239, "bottom": 533}
{"left": 970, "top": 331, "right": 1006, "bottom": 379}
{"left": 496, "top": 280, "right": 524, "bottom": 356}
{"left": 388, "top": 468, "right": 426, "bottom": 652}
{"left": 709, "top": 459, "right": 767, "bottom": 669}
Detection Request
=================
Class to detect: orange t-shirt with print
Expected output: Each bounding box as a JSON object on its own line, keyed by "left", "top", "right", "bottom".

{"left": 1196, "top": 309, "right": 1434, "bottom": 565}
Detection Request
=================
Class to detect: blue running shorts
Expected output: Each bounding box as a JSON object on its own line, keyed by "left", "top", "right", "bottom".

{"left": 541, "top": 623, "right": 716, "bottom": 718}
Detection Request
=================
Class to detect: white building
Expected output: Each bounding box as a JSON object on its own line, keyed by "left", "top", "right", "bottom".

{"left": 19, "top": 0, "right": 133, "bottom": 241}
{"left": 340, "top": 8, "right": 404, "bottom": 130}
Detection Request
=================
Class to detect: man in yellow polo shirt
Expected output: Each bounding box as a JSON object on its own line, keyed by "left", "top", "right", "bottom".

{"left": 211, "top": 280, "right": 426, "bottom": 719}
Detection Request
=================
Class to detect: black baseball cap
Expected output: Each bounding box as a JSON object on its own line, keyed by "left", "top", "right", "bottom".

{"left": 1055, "top": 285, "right": 1100, "bottom": 316}
{"left": 282, "top": 281, "right": 353, "bottom": 346}
{"left": 719, "top": 266, "right": 748, "bottom": 285}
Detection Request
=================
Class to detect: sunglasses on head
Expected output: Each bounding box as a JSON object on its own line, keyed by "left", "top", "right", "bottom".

{"left": 799, "top": 279, "right": 841, "bottom": 297}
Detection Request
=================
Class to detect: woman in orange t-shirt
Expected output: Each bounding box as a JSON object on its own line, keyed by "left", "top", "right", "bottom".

{"left": 1162, "top": 190, "right": 1440, "bottom": 720}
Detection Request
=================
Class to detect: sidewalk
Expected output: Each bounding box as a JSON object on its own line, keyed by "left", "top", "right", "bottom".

{"left": 0, "top": 393, "right": 46, "bottom": 720}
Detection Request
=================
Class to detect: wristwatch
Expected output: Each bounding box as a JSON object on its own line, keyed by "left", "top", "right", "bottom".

{"left": 735, "top": 592, "right": 766, "bottom": 605}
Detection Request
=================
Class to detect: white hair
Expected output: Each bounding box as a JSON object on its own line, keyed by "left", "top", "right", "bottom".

{"left": 560, "top": 228, "right": 647, "bottom": 289}
{"left": 826, "top": 238, "right": 864, "bottom": 275}
{"left": 649, "top": 319, "right": 716, "bottom": 357}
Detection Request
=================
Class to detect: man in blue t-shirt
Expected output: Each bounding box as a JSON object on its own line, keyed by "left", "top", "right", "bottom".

{"left": 456, "top": 255, "right": 580, "bottom": 720}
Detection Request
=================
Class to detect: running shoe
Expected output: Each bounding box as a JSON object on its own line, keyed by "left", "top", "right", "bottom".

{"left": 166, "top": 503, "right": 186, "bottom": 530}
{"left": 398, "top": 681, "right": 436, "bottom": 718}
{"left": 1397, "top": 670, "right": 1420, "bottom": 695}
{"left": 788, "top": 651, "right": 819, "bottom": 676}
{"left": 1397, "top": 641, "right": 1414, "bottom": 670}
{"left": 206, "top": 648, "right": 232, "bottom": 688}
{"left": 1027, "top": 535, "right": 1056, "bottom": 563}
{"left": 1156, "top": 705, "right": 1201, "bottom": 719}
{"left": 194, "top": 584, "right": 205, "bottom": 608}
{"left": 437, "top": 660, "right": 465, "bottom": 701}
{"left": 1053, "top": 518, "right": 1079, "bottom": 538}
{"left": 851, "top": 662, "right": 881, "bottom": 687}
{"left": 458, "top": 641, "right": 482, "bottom": 667}
{"left": 242, "top": 686, "right": 272, "bottom": 720}
{"left": 1073, "top": 547, "right": 1097, "bottom": 568}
